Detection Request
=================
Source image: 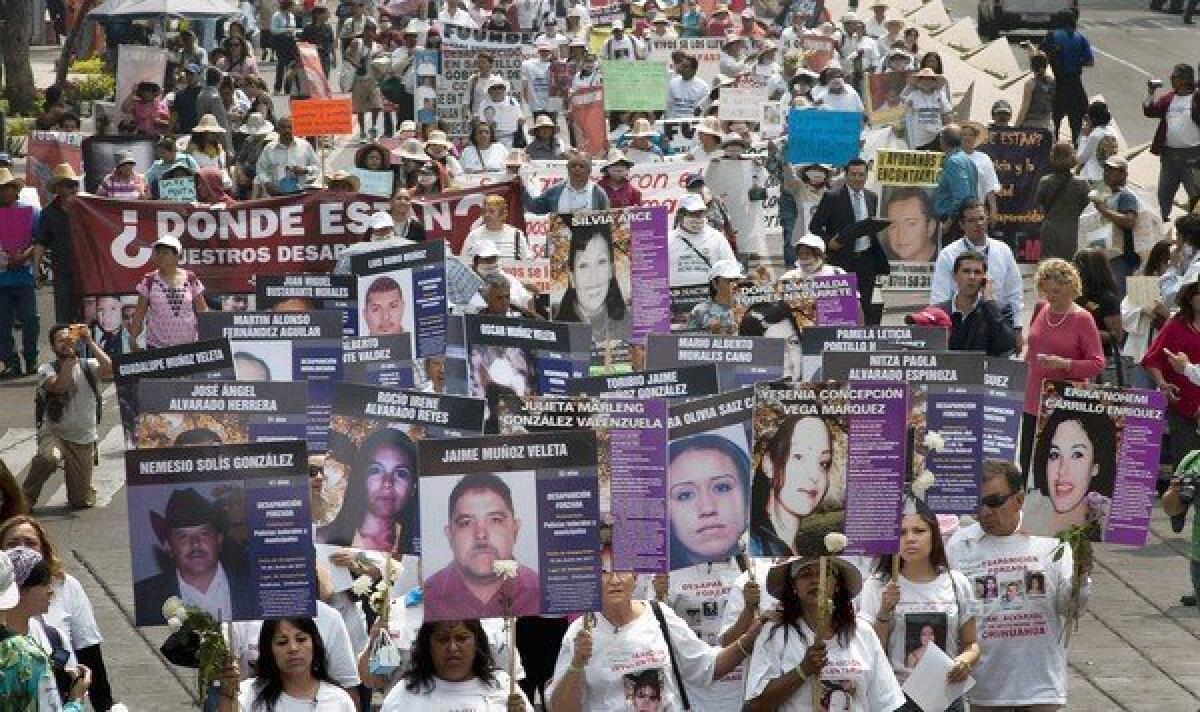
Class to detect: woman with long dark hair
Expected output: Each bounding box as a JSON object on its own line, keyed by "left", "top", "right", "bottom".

{"left": 860, "top": 507, "right": 979, "bottom": 711}
{"left": 218, "top": 617, "right": 355, "bottom": 711}
{"left": 668, "top": 433, "right": 752, "bottom": 568}
{"left": 748, "top": 414, "right": 847, "bottom": 557}
{"left": 555, "top": 229, "right": 629, "bottom": 343}
{"left": 380, "top": 620, "right": 531, "bottom": 710}
{"left": 1024, "top": 408, "right": 1118, "bottom": 536}
{"left": 745, "top": 553, "right": 904, "bottom": 711}
{"left": 1073, "top": 248, "right": 1125, "bottom": 376}
{"left": 318, "top": 428, "right": 418, "bottom": 554}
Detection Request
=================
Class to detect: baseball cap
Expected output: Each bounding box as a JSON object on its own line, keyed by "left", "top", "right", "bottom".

{"left": 0, "top": 550, "right": 17, "bottom": 610}
{"left": 795, "top": 233, "right": 827, "bottom": 253}
{"left": 154, "top": 236, "right": 183, "bottom": 254}
{"left": 709, "top": 259, "right": 746, "bottom": 281}
{"left": 369, "top": 211, "right": 395, "bottom": 230}
{"left": 905, "top": 306, "right": 951, "bottom": 327}
{"left": 991, "top": 99, "right": 1013, "bottom": 114}
{"left": 679, "top": 193, "right": 707, "bottom": 213}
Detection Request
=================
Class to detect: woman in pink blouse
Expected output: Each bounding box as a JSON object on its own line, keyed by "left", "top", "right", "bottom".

{"left": 118, "top": 81, "right": 170, "bottom": 138}
{"left": 1020, "top": 258, "right": 1107, "bottom": 471}
{"left": 129, "top": 236, "right": 208, "bottom": 349}
{"left": 95, "top": 151, "right": 148, "bottom": 200}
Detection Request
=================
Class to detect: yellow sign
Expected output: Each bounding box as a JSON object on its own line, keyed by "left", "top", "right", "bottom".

{"left": 876, "top": 150, "right": 945, "bottom": 186}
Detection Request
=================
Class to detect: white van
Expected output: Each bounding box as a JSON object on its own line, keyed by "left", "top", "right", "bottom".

{"left": 977, "top": 0, "right": 1078, "bottom": 39}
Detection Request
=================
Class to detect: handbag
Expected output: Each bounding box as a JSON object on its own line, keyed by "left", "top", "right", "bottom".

{"left": 649, "top": 601, "right": 692, "bottom": 710}
{"left": 367, "top": 629, "right": 402, "bottom": 677}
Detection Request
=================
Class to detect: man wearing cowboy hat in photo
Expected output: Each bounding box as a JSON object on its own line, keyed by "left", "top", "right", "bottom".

{"left": 33, "top": 164, "right": 84, "bottom": 324}
{"left": 0, "top": 167, "right": 41, "bottom": 378}
{"left": 623, "top": 118, "right": 664, "bottom": 163}
{"left": 904, "top": 67, "right": 953, "bottom": 151}
{"left": 133, "top": 487, "right": 253, "bottom": 625}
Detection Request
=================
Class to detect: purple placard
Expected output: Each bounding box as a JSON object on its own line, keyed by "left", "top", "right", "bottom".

{"left": 628, "top": 205, "right": 671, "bottom": 345}
{"left": 608, "top": 398, "right": 669, "bottom": 572}
{"left": 1024, "top": 381, "right": 1166, "bottom": 546}
{"left": 537, "top": 469, "right": 604, "bottom": 614}
{"left": 0, "top": 206, "right": 34, "bottom": 254}
{"left": 923, "top": 386, "right": 985, "bottom": 515}
{"left": 808, "top": 273, "right": 862, "bottom": 326}
{"left": 841, "top": 381, "right": 909, "bottom": 555}
{"left": 983, "top": 357, "right": 1027, "bottom": 464}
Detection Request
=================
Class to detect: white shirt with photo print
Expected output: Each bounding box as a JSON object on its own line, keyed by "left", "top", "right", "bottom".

{"left": 946, "top": 522, "right": 1089, "bottom": 707}
{"left": 379, "top": 671, "right": 533, "bottom": 711}
{"left": 858, "top": 569, "right": 976, "bottom": 684}
{"left": 667, "top": 561, "right": 747, "bottom": 710}
{"left": 744, "top": 618, "right": 905, "bottom": 711}
{"left": 546, "top": 601, "right": 718, "bottom": 711}
{"left": 719, "top": 558, "right": 781, "bottom": 639}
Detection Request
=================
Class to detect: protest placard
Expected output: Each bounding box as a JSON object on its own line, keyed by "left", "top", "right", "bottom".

{"left": 115, "top": 45, "right": 168, "bottom": 113}
{"left": 320, "top": 382, "right": 486, "bottom": 555}
{"left": 646, "top": 334, "right": 787, "bottom": 390}
{"left": 157, "top": 176, "right": 196, "bottom": 202}
{"left": 750, "top": 380, "right": 908, "bottom": 557}
{"left": 418, "top": 430, "right": 602, "bottom": 620}
{"left": 497, "top": 397, "right": 669, "bottom": 573}
{"left": 351, "top": 240, "right": 448, "bottom": 361}
{"left": 349, "top": 168, "right": 394, "bottom": 198}
{"left": 114, "top": 340, "right": 236, "bottom": 444}
{"left": 984, "top": 357, "right": 1027, "bottom": 465}
{"left": 0, "top": 206, "right": 34, "bottom": 255}
{"left": 876, "top": 149, "right": 945, "bottom": 186}
{"left": 80, "top": 135, "right": 156, "bottom": 194}
{"left": 823, "top": 350, "right": 986, "bottom": 515}
{"left": 256, "top": 274, "right": 357, "bottom": 336}
{"left": 341, "top": 335, "right": 415, "bottom": 389}
{"left": 290, "top": 98, "right": 354, "bottom": 136}
{"left": 197, "top": 310, "right": 343, "bottom": 451}
{"left": 126, "top": 440, "right": 315, "bottom": 625}
{"left": 718, "top": 86, "right": 771, "bottom": 123}
{"left": 1023, "top": 382, "right": 1166, "bottom": 545}
{"left": 133, "top": 380, "right": 309, "bottom": 447}
{"left": 600, "top": 60, "right": 669, "bottom": 112}
{"left": 462, "top": 315, "right": 592, "bottom": 408}
{"left": 667, "top": 387, "right": 755, "bottom": 569}
{"left": 439, "top": 44, "right": 526, "bottom": 138}
{"left": 25, "top": 131, "right": 83, "bottom": 205}
{"left": 787, "top": 109, "right": 863, "bottom": 166}
{"left": 1125, "top": 276, "right": 1160, "bottom": 310}
{"left": 740, "top": 274, "right": 863, "bottom": 329}
{"left": 799, "top": 325, "right": 949, "bottom": 380}
{"left": 647, "top": 38, "right": 726, "bottom": 83}
{"left": 548, "top": 207, "right": 670, "bottom": 366}
{"left": 568, "top": 364, "right": 720, "bottom": 401}
{"left": 865, "top": 71, "right": 912, "bottom": 126}
{"left": 69, "top": 192, "right": 391, "bottom": 295}
{"left": 982, "top": 127, "right": 1053, "bottom": 262}
{"left": 568, "top": 85, "right": 609, "bottom": 158}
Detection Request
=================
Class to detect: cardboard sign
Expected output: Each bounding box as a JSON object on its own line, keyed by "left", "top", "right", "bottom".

{"left": 719, "top": 86, "right": 771, "bottom": 123}
{"left": 600, "top": 60, "right": 669, "bottom": 112}
{"left": 290, "top": 98, "right": 354, "bottom": 136}
{"left": 787, "top": 109, "right": 862, "bottom": 166}
{"left": 876, "top": 149, "right": 945, "bottom": 186}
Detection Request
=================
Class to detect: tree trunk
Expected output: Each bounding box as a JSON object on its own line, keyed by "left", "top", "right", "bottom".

{"left": 55, "top": 0, "right": 101, "bottom": 88}
{"left": 0, "top": 0, "right": 36, "bottom": 114}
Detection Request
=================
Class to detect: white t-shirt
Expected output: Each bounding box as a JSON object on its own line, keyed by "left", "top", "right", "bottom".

{"left": 380, "top": 672, "right": 532, "bottom": 711}
{"left": 477, "top": 97, "right": 524, "bottom": 146}
{"left": 667, "top": 76, "right": 711, "bottom": 119}
{"left": 460, "top": 142, "right": 510, "bottom": 173}
{"left": 744, "top": 618, "right": 906, "bottom": 711}
{"left": 718, "top": 559, "right": 781, "bottom": 639}
{"left": 520, "top": 57, "right": 553, "bottom": 112}
{"left": 231, "top": 600, "right": 362, "bottom": 689}
{"left": 857, "top": 570, "right": 975, "bottom": 684}
{"left": 547, "top": 602, "right": 719, "bottom": 711}
{"left": 967, "top": 150, "right": 1001, "bottom": 201}
{"left": 461, "top": 224, "right": 534, "bottom": 263}
{"left": 668, "top": 225, "right": 737, "bottom": 287}
{"left": 237, "top": 679, "right": 356, "bottom": 712}
{"left": 1165, "top": 93, "right": 1200, "bottom": 148}
{"left": 667, "top": 562, "right": 747, "bottom": 710}
{"left": 815, "top": 86, "right": 865, "bottom": 114}
{"left": 37, "top": 359, "right": 100, "bottom": 444}
{"left": 906, "top": 90, "right": 952, "bottom": 148}
{"left": 945, "top": 523, "right": 1080, "bottom": 707}
{"left": 45, "top": 574, "right": 103, "bottom": 650}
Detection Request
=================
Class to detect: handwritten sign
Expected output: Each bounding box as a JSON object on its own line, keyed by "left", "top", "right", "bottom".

{"left": 876, "top": 149, "right": 945, "bottom": 186}
{"left": 289, "top": 98, "right": 354, "bottom": 136}
{"left": 719, "top": 86, "right": 771, "bottom": 123}
{"left": 786, "top": 109, "right": 862, "bottom": 166}
{"left": 350, "top": 169, "right": 394, "bottom": 198}
{"left": 0, "top": 206, "right": 34, "bottom": 254}
{"left": 601, "top": 60, "right": 669, "bottom": 112}
{"left": 158, "top": 176, "right": 197, "bottom": 202}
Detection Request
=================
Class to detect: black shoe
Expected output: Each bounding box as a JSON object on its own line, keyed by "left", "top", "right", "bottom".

{"left": 1182, "top": 594, "right": 1197, "bottom": 606}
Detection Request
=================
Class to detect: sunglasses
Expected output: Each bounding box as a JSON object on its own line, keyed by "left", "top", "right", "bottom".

{"left": 978, "top": 491, "right": 1017, "bottom": 510}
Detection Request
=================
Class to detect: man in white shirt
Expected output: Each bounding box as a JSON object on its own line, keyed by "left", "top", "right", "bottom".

{"left": 667, "top": 55, "right": 710, "bottom": 119}
{"left": 477, "top": 79, "right": 525, "bottom": 147}
{"left": 669, "top": 193, "right": 738, "bottom": 287}
{"left": 963, "top": 121, "right": 1001, "bottom": 217}
{"left": 863, "top": 0, "right": 890, "bottom": 38}
{"left": 601, "top": 20, "right": 639, "bottom": 60}
{"left": 947, "top": 459, "right": 1088, "bottom": 711}
{"left": 929, "top": 200, "right": 1024, "bottom": 352}
{"left": 522, "top": 40, "right": 556, "bottom": 115}
{"left": 254, "top": 116, "right": 318, "bottom": 195}
{"left": 814, "top": 64, "right": 865, "bottom": 114}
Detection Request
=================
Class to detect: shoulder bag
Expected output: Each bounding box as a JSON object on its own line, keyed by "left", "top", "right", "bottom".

{"left": 649, "top": 600, "right": 692, "bottom": 710}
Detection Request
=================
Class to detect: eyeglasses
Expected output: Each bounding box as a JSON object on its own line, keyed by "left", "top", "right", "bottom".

{"left": 978, "top": 491, "right": 1016, "bottom": 510}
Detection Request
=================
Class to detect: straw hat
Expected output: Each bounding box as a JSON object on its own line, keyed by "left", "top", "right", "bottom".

{"left": 426, "top": 129, "right": 454, "bottom": 147}
{"left": 396, "top": 138, "right": 429, "bottom": 162}
{"left": 602, "top": 150, "right": 634, "bottom": 170}
{"left": 697, "top": 117, "right": 724, "bottom": 138}
{"left": 0, "top": 167, "right": 24, "bottom": 189}
{"left": 907, "top": 67, "right": 946, "bottom": 87}
{"left": 532, "top": 114, "right": 557, "bottom": 131}
{"left": 765, "top": 554, "right": 863, "bottom": 601}
{"left": 240, "top": 112, "right": 274, "bottom": 136}
{"left": 628, "top": 117, "right": 658, "bottom": 138}
{"left": 326, "top": 169, "right": 361, "bottom": 191}
{"left": 709, "top": 258, "right": 746, "bottom": 281}
{"left": 45, "top": 163, "right": 81, "bottom": 191}
{"left": 193, "top": 114, "right": 227, "bottom": 133}
{"left": 720, "top": 132, "right": 749, "bottom": 148}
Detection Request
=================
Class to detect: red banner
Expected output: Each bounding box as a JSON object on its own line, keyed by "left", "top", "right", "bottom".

{"left": 67, "top": 192, "right": 391, "bottom": 295}
{"left": 411, "top": 180, "right": 525, "bottom": 254}
{"left": 26, "top": 131, "right": 83, "bottom": 205}
{"left": 569, "top": 86, "right": 609, "bottom": 158}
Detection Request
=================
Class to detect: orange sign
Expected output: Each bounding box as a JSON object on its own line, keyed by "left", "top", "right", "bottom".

{"left": 289, "top": 98, "right": 354, "bottom": 136}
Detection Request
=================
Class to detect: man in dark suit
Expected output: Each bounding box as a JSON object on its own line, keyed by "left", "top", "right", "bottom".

{"left": 809, "top": 158, "right": 889, "bottom": 324}
{"left": 134, "top": 487, "right": 254, "bottom": 625}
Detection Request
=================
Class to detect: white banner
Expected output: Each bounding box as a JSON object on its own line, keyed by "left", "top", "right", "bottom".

{"left": 647, "top": 38, "right": 726, "bottom": 84}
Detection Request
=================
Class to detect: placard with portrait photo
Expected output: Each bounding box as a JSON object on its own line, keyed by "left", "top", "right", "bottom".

{"left": 647, "top": 334, "right": 786, "bottom": 391}
{"left": 256, "top": 274, "right": 357, "bottom": 336}
{"left": 350, "top": 240, "right": 448, "bottom": 361}
{"left": 133, "top": 380, "right": 309, "bottom": 448}
{"left": 114, "top": 339, "right": 236, "bottom": 446}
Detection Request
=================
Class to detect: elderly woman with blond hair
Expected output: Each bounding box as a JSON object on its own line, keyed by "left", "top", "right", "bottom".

{"left": 1035, "top": 141, "right": 1091, "bottom": 260}
{"left": 1019, "top": 258, "right": 1107, "bottom": 470}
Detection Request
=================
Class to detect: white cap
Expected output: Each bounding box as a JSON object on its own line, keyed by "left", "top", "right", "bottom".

{"left": 679, "top": 193, "right": 707, "bottom": 213}
{"left": 369, "top": 211, "right": 395, "bottom": 230}
{"left": 474, "top": 239, "right": 501, "bottom": 259}
{"left": 154, "top": 236, "right": 183, "bottom": 254}
{"left": 795, "top": 233, "right": 827, "bottom": 253}
{"left": 709, "top": 258, "right": 746, "bottom": 281}
{"left": 0, "top": 553, "right": 16, "bottom": 610}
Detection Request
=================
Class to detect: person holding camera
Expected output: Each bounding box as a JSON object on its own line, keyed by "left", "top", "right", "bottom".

{"left": 23, "top": 324, "right": 112, "bottom": 512}
{"left": 1163, "top": 454, "right": 1200, "bottom": 608}
{"left": 1143, "top": 64, "right": 1200, "bottom": 221}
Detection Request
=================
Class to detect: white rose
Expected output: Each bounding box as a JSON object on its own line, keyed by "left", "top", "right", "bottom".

{"left": 824, "top": 532, "right": 849, "bottom": 553}
{"left": 388, "top": 559, "right": 404, "bottom": 583}
{"left": 923, "top": 430, "right": 945, "bottom": 453}
{"left": 912, "top": 470, "right": 936, "bottom": 499}
{"left": 492, "top": 559, "right": 519, "bottom": 579}
{"left": 351, "top": 574, "right": 374, "bottom": 597}
{"left": 167, "top": 616, "right": 184, "bottom": 632}
{"left": 161, "top": 596, "right": 186, "bottom": 622}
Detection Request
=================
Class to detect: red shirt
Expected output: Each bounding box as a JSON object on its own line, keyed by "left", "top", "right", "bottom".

{"left": 423, "top": 562, "right": 541, "bottom": 620}
{"left": 598, "top": 177, "right": 643, "bottom": 209}
{"left": 1142, "top": 316, "right": 1200, "bottom": 417}
{"left": 1023, "top": 303, "right": 1106, "bottom": 414}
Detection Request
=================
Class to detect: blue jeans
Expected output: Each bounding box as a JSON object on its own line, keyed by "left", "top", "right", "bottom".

{"left": 0, "top": 285, "right": 38, "bottom": 371}
{"left": 779, "top": 191, "right": 798, "bottom": 267}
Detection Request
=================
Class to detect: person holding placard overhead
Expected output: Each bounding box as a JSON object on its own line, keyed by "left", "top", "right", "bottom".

{"left": 859, "top": 502, "right": 980, "bottom": 712}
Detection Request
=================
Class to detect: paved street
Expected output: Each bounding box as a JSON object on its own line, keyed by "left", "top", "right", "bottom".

{"left": 7, "top": 3, "right": 1200, "bottom": 709}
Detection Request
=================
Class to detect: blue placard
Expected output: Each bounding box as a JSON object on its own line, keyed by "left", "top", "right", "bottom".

{"left": 787, "top": 109, "right": 863, "bottom": 166}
